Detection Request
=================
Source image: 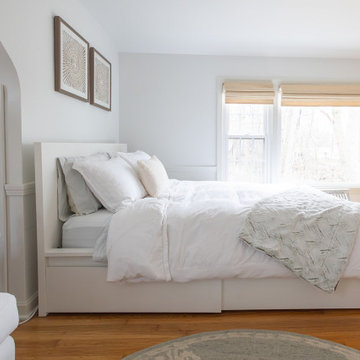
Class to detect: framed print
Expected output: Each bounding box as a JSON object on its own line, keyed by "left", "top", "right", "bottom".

{"left": 54, "top": 16, "right": 89, "bottom": 102}
{"left": 90, "top": 48, "right": 111, "bottom": 111}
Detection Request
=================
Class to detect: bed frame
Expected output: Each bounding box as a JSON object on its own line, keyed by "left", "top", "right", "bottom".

{"left": 34, "top": 142, "right": 360, "bottom": 316}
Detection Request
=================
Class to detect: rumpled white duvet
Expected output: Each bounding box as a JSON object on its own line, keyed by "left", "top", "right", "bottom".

{"left": 104, "top": 180, "right": 360, "bottom": 283}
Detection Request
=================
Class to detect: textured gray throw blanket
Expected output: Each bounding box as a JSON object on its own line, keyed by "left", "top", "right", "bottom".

{"left": 239, "top": 188, "right": 360, "bottom": 292}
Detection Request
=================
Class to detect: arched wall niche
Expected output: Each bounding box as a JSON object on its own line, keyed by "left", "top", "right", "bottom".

{"left": 0, "top": 42, "right": 37, "bottom": 321}
{"left": 0, "top": 41, "right": 23, "bottom": 184}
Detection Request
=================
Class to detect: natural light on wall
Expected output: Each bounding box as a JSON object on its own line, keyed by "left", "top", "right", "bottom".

{"left": 222, "top": 82, "right": 360, "bottom": 185}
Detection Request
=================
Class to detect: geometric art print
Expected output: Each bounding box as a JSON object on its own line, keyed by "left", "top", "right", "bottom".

{"left": 62, "top": 31, "right": 87, "bottom": 93}
{"left": 90, "top": 47, "right": 111, "bottom": 111}
{"left": 95, "top": 57, "right": 109, "bottom": 104}
{"left": 54, "top": 16, "right": 89, "bottom": 102}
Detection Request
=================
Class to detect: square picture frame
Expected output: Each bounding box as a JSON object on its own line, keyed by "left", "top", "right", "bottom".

{"left": 90, "top": 48, "right": 112, "bottom": 111}
{"left": 54, "top": 16, "right": 89, "bottom": 102}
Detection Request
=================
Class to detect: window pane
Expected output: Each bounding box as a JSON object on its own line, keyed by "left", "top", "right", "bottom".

{"left": 228, "top": 138, "right": 265, "bottom": 182}
{"left": 228, "top": 104, "right": 268, "bottom": 135}
{"left": 281, "top": 107, "right": 360, "bottom": 184}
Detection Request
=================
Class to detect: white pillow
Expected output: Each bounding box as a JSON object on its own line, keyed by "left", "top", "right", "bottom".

{"left": 112, "top": 151, "right": 151, "bottom": 175}
{"left": 138, "top": 156, "right": 169, "bottom": 198}
{"left": 73, "top": 157, "right": 147, "bottom": 213}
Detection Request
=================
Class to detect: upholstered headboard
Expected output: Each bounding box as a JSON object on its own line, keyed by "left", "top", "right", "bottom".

{"left": 34, "top": 142, "right": 127, "bottom": 253}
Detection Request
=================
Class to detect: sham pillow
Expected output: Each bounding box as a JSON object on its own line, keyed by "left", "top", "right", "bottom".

{"left": 72, "top": 156, "right": 147, "bottom": 213}
{"left": 112, "top": 151, "right": 151, "bottom": 175}
{"left": 58, "top": 152, "right": 110, "bottom": 215}
{"left": 56, "top": 159, "right": 73, "bottom": 222}
{"left": 138, "top": 156, "right": 169, "bottom": 198}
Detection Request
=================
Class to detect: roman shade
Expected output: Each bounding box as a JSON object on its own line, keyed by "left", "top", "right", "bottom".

{"left": 223, "top": 81, "right": 275, "bottom": 104}
{"left": 280, "top": 83, "right": 360, "bottom": 106}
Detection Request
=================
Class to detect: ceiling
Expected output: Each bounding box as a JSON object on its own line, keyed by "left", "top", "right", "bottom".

{"left": 83, "top": 0, "right": 360, "bottom": 58}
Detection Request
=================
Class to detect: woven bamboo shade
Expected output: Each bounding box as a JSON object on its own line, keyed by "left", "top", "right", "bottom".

{"left": 280, "top": 83, "right": 360, "bottom": 106}
{"left": 223, "top": 81, "right": 275, "bottom": 104}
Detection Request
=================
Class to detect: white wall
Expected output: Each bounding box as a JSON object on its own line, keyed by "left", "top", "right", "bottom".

{"left": 0, "top": 0, "right": 119, "bottom": 317}
{"left": 0, "top": 0, "right": 120, "bottom": 182}
{"left": 119, "top": 54, "right": 360, "bottom": 179}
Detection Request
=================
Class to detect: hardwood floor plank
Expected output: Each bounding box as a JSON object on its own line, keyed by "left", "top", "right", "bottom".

{"left": 13, "top": 310, "right": 360, "bottom": 359}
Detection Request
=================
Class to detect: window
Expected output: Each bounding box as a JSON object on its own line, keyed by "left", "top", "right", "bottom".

{"left": 221, "top": 81, "right": 275, "bottom": 183}
{"left": 220, "top": 82, "right": 360, "bottom": 186}
{"left": 281, "top": 107, "right": 360, "bottom": 184}
{"left": 226, "top": 104, "right": 271, "bottom": 183}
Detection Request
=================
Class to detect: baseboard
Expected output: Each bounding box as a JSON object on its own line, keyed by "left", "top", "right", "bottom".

{"left": 17, "top": 291, "right": 38, "bottom": 320}
{"left": 5, "top": 181, "right": 35, "bottom": 196}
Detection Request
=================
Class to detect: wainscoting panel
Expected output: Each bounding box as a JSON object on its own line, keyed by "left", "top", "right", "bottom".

{"left": 5, "top": 181, "right": 38, "bottom": 319}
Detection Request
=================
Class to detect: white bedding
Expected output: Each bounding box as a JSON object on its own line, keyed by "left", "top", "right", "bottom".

{"left": 104, "top": 180, "right": 360, "bottom": 283}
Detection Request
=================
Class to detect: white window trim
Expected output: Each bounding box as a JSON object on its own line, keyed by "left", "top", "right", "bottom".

{"left": 268, "top": 82, "right": 281, "bottom": 183}
{"left": 216, "top": 79, "right": 360, "bottom": 188}
{"left": 216, "top": 78, "right": 226, "bottom": 180}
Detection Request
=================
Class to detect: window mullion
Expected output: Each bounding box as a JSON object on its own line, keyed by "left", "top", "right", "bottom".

{"left": 270, "top": 86, "right": 281, "bottom": 183}
{"left": 264, "top": 107, "right": 271, "bottom": 183}
{"left": 223, "top": 104, "right": 230, "bottom": 181}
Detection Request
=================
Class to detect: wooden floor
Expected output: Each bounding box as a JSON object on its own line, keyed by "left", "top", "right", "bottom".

{"left": 13, "top": 310, "right": 360, "bottom": 359}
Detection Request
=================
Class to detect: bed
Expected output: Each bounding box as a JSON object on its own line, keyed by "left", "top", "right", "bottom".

{"left": 34, "top": 142, "right": 360, "bottom": 317}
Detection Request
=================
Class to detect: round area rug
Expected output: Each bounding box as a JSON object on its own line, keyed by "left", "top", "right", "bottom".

{"left": 123, "top": 329, "right": 360, "bottom": 360}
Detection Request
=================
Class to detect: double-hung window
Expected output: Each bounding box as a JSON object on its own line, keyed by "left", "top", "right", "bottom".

{"left": 226, "top": 104, "right": 271, "bottom": 183}
{"left": 221, "top": 81, "right": 275, "bottom": 183}
{"left": 220, "top": 82, "right": 360, "bottom": 186}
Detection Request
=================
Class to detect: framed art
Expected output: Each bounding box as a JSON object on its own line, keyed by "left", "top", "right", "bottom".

{"left": 90, "top": 48, "right": 112, "bottom": 111}
{"left": 54, "top": 16, "right": 89, "bottom": 102}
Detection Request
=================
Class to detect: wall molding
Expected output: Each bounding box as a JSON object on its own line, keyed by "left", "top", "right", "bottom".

{"left": 5, "top": 181, "right": 38, "bottom": 320}
{"left": 17, "top": 291, "right": 38, "bottom": 320}
{"left": 5, "top": 181, "right": 35, "bottom": 196}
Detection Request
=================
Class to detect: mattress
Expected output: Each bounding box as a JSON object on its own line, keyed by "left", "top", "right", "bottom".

{"left": 62, "top": 209, "right": 113, "bottom": 249}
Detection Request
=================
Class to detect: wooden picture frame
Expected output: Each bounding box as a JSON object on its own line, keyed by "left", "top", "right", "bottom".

{"left": 90, "top": 48, "right": 112, "bottom": 111}
{"left": 54, "top": 16, "right": 89, "bottom": 102}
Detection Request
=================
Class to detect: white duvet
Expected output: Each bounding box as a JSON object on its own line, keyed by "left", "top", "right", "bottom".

{"left": 105, "top": 180, "right": 360, "bottom": 282}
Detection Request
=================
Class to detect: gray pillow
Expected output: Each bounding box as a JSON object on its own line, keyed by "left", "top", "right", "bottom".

{"left": 56, "top": 159, "right": 73, "bottom": 222}
{"left": 58, "top": 152, "right": 110, "bottom": 216}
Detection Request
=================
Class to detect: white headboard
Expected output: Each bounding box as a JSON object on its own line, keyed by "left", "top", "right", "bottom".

{"left": 34, "top": 142, "right": 127, "bottom": 253}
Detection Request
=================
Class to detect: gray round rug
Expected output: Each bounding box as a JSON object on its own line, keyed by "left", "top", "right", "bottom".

{"left": 123, "top": 329, "right": 360, "bottom": 360}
